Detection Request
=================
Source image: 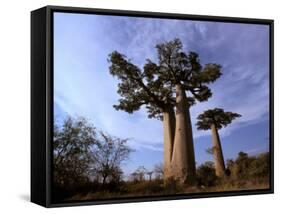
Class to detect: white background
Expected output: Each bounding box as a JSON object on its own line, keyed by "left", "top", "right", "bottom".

{"left": 0, "top": 0, "right": 279, "bottom": 213}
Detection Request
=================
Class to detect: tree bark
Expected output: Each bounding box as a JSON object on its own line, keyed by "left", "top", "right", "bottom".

{"left": 171, "top": 84, "right": 196, "bottom": 185}
{"left": 211, "top": 123, "right": 226, "bottom": 177}
{"left": 163, "top": 105, "right": 176, "bottom": 180}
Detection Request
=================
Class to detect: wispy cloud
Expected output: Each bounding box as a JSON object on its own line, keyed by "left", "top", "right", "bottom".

{"left": 127, "top": 140, "right": 163, "bottom": 152}
{"left": 53, "top": 12, "right": 269, "bottom": 153}
{"left": 245, "top": 145, "right": 269, "bottom": 155}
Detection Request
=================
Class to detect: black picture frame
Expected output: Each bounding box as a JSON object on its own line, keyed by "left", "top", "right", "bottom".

{"left": 31, "top": 5, "right": 274, "bottom": 208}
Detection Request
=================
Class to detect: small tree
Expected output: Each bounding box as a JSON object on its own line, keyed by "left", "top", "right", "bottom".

{"left": 196, "top": 108, "right": 241, "bottom": 177}
{"left": 53, "top": 117, "right": 98, "bottom": 188}
{"left": 135, "top": 166, "right": 148, "bottom": 181}
{"left": 227, "top": 151, "right": 270, "bottom": 180}
{"left": 130, "top": 172, "right": 139, "bottom": 183}
{"left": 93, "top": 132, "right": 132, "bottom": 185}
{"left": 249, "top": 152, "right": 269, "bottom": 178}
{"left": 196, "top": 161, "right": 217, "bottom": 187}
{"left": 147, "top": 171, "right": 154, "bottom": 181}
{"left": 153, "top": 163, "right": 164, "bottom": 180}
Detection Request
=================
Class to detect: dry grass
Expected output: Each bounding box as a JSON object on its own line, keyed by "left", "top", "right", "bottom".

{"left": 65, "top": 177, "right": 270, "bottom": 202}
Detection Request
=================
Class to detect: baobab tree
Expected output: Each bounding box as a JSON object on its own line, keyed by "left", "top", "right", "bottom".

{"left": 108, "top": 38, "right": 222, "bottom": 184}
{"left": 196, "top": 108, "right": 241, "bottom": 177}
{"left": 133, "top": 166, "right": 147, "bottom": 182}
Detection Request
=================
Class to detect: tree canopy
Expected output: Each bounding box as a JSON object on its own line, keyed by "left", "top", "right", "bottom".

{"left": 108, "top": 38, "right": 222, "bottom": 120}
{"left": 196, "top": 108, "right": 241, "bottom": 130}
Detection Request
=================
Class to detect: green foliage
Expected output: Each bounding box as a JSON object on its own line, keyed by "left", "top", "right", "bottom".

{"left": 196, "top": 63, "right": 222, "bottom": 84}
{"left": 227, "top": 151, "right": 270, "bottom": 180}
{"left": 196, "top": 151, "right": 270, "bottom": 189}
{"left": 108, "top": 38, "right": 222, "bottom": 120}
{"left": 108, "top": 51, "right": 170, "bottom": 120}
{"left": 196, "top": 108, "right": 241, "bottom": 130}
{"left": 196, "top": 161, "right": 218, "bottom": 187}
{"left": 248, "top": 153, "right": 270, "bottom": 177}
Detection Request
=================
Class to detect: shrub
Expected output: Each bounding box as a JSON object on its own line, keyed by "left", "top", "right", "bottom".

{"left": 196, "top": 161, "right": 217, "bottom": 187}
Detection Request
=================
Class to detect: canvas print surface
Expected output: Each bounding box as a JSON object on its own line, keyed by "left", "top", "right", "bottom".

{"left": 53, "top": 12, "right": 271, "bottom": 203}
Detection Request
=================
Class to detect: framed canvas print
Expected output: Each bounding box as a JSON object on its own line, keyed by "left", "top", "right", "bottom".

{"left": 31, "top": 5, "right": 274, "bottom": 207}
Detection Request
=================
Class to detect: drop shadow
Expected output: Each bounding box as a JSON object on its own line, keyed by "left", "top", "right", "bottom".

{"left": 19, "top": 194, "right": 30, "bottom": 202}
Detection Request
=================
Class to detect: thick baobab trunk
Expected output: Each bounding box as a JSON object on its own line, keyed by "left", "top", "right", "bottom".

{"left": 163, "top": 105, "right": 176, "bottom": 180}
{"left": 171, "top": 84, "right": 196, "bottom": 185}
{"left": 211, "top": 123, "right": 226, "bottom": 177}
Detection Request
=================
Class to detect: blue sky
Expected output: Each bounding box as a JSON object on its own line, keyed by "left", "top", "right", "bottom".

{"left": 53, "top": 12, "right": 270, "bottom": 177}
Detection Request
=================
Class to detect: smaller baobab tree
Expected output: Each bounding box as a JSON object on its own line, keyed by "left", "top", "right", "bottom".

{"left": 133, "top": 166, "right": 148, "bottom": 182}
{"left": 196, "top": 108, "right": 241, "bottom": 177}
